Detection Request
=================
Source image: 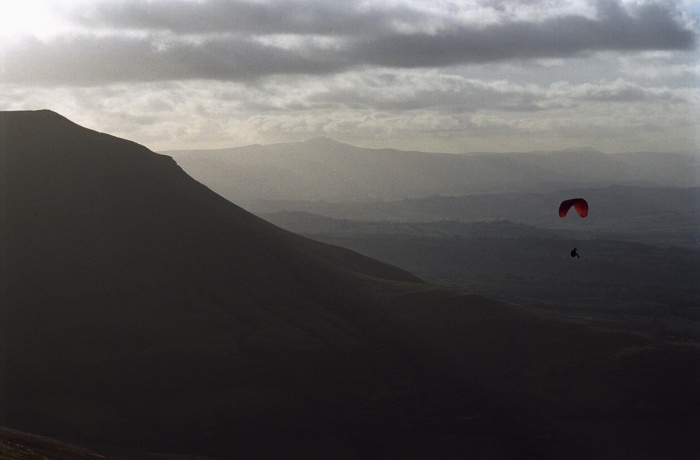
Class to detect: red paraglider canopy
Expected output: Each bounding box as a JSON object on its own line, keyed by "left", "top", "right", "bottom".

{"left": 559, "top": 198, "right": 588, "bottom": 218}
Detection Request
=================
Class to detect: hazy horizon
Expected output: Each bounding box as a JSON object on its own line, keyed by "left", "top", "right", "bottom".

{"left": 1, "top": 0, "right": 698, "bottom": 154}
{"left": 162, "top": 134, "right": 699, "bottom": 155}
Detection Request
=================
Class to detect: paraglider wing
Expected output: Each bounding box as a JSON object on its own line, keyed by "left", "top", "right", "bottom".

{"left": 559, "top": 198, "right": 588, "bottom": 218}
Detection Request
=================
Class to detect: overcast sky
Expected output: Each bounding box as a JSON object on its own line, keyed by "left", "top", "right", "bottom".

{"left": 1, "top": 0, "right": 698, "bottom": 153}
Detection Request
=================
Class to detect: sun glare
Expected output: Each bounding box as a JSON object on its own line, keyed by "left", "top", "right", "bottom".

{"left": 0, "top": 0, "right": 74, "bottom": 40}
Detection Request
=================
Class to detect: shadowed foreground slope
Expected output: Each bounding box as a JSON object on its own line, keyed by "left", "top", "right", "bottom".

{"left": 1, "top": 111, "right": 698, "bottom": 458}
{"left": 0, "top": 426, "right": 112, "bottom": 459}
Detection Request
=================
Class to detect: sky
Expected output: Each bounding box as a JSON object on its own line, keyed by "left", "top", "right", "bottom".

{"left": 0, "top": 0, "right": 698, "bottom": 153}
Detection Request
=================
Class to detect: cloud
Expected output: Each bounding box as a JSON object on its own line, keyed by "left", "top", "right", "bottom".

{"left": 1, "top": 34, "right": 349, "bottom": 85}
{"left": 69, "top": 0, "right": 423, "bottom": 36}
{"left": 2, "top": 0, "right": 695, "bottom": 86}
{"left": 349, "top": 1, "right": 696, "bottom": 67}
{"left": 2, "top": 72, "right": 695, "bottom": 153}
{"left": 1, "top": 0, "right": 697, "bottom": 154}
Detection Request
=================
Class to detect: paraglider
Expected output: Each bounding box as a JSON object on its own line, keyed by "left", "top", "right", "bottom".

{"left": 559, "top": 198, "right": 588, "bottom": 258}
{"left": 558, "top": 198, "right": 588, "bottom": 218}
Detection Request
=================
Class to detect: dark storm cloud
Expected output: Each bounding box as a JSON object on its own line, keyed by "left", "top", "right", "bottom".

{"left": 2, "top": 0, "right": 695, "bottom": 85}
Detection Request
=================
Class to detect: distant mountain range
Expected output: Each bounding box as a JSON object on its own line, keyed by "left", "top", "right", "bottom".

{"left": 165, "top": 137, "right": 700, "bottom": 203}
{"left": 2, "top": 111, "right": 699, "bottom": 458}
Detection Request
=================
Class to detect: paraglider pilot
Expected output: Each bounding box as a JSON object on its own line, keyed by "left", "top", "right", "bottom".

{"left": 560, "top": 199, "right": 587, "bottom": 259}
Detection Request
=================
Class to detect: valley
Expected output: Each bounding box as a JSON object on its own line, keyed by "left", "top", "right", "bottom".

{"left": 261, "top": 211, "right": 700, "bottom": 341}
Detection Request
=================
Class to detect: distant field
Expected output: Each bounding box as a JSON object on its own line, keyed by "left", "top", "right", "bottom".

{"left": 251, "top": 186, "right": 700, "bottom": 249}
{"left": 262, "top": 212, "right": 700, "bottom": 342}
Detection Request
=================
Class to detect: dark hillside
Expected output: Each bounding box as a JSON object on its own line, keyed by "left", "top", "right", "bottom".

{"left": 0, "top": 110, "right": 424, "bottom": 450}
{"left": 1, "top": 111, "right": 698, "bottom": 458}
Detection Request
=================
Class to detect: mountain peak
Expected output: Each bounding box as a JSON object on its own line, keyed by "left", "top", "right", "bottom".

{"left": 1, "top": 109, "right": 97, "bottom": 147}
{"left": 303, "top": 136, "right": 344, "bottom": 145}
{"left": 2, "top": 108, "right": 72, "bottom": 124}
{"left": 0, "top": 109, "right": 161, "bottom": 171}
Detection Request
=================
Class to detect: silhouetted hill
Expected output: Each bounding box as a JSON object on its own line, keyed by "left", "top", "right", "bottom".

{"left": 165, "top": 139, "right": 699, "bottom": 203}
{"left": 1, "top": 111, "right": 699, "bottom": 458}
{"left": 0, "top": 110, "right": 426, "bottom": 452}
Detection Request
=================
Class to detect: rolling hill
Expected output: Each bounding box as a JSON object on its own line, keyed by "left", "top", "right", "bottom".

{"left": 1, "top": 110, "right": 699, "bottom": 458}
{"left": 165, "top": 138, "right": 700, "bottom": 203}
